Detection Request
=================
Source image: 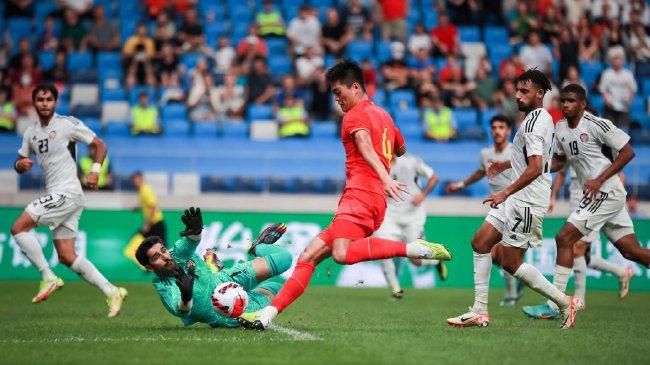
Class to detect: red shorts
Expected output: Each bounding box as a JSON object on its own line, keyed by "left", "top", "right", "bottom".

{"left": 318, "top": 188, "right": 387, "bottom": 247}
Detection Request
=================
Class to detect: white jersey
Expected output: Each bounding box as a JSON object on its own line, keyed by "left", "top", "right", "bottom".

{"left": 555, "top": 112, "right": 629, "bottom": 193}
{"left": 385, "top": 154, "right": 435, "bottom": 218}
{"left": 479, "top": 143, "right": 513, "bottom": 193}
{"left": 18, "top": 114, "right": 96, "bottom": 197}
{"left": 510, "top": 108, "right": 555, "bottom": 215}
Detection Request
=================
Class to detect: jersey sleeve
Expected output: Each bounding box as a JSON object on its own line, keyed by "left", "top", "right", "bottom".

{"left": 172, "top": 237, "right": 200, "bottom": 261}
{"left": 141, "top": 185, "right": 158, "bottom": 207}
{"left": 394, "top": 126, "right": 405, "bottom": 150}
{"left": 414, "top": 156, "right": 435, "bottom": 179}
{"left": 154, "top": 281, "right": 191, "bottom": 319}
{"left": 592, "top": 118, "right": 630, "bottom": 151}
{"left": 342, "top": 113, "right": 370, "bottom": 137}
{"left": 554, "top": 133, "right": 565, "bottom": 156}
{"left": 478, "top": 149, "right": 487, "bottom": 171}
{"left": 18, "top": 129, "right": 32, "bottom": 157}
{"left": 523, "top": 114, "right": 551, "bottom": 156}
{"left": 68, "top": 117, "right": 96, "bottom": 144}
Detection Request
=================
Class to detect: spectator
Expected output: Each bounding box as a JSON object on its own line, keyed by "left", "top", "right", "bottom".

{"left": 131, "top": 92, "right": 161, "bottom": 135}
{"left": 422, "top": 95, "right": 456, "bottom": 142}
{"left": 9, "top": 38, "right": 37, "bottom": 71}
{"left": 246, "top": 57, "right": 275, "bottom": 105}
{"left": 256, "top": 0, "right": 286, "bottom": 38}
{"left": 309, "top": 66, "right": 332, "bottom": 120}
{"left": 577, "top": 16, "right": 601, "bottom": 62}
{"left": 159, "top": 72, "right": 186, "bottom": 106}
{"left": 287, "top": 5, "right": 322, "bottom": 56}
{"left": 361, "top": 59, "right": 377, "bottom": 98}
{"left": 519, "top": 32, "right": 552, "bottom": 74}
{"left": 554, "top": 28, "right": 579, "bottom": 82}
{"left": 155, "top": 43, "right": 180, "bottom": 87}
{"left": 215, "top": 73, "right": 245, "bottom": 120}
{"left": 9, "top": 54, "right": 43, "bottom": 116}
{"left": 381, "top": 42, "right": 411, "bottom": 91}
{"left": 152, "top": 12, "right": 178, "bottom": 52}
{"left": 430, "top": 13, "right": 460, "bottom": 57}
{"left": 600, "top": 19, "right": 627, "bottom": 62}
{"left": 125, "top": 44, "right": 157, "bottom": 88}
{"left": 509, "top": 2, "right": 537, "bottom": 44}
{"left": 561, "top": 66, "right": 587, "bottom": 92}
{"left": 60, "top": 0, "right": 93, "bottom": 18}
{"left": 438, "top": 57, "right": 476, "bottom": 108}
{"left": 321, "top": 8, "right": 353, "bottom": 57}
{"left": 275, "top": 75, "right": 305, "bottom": 107}
{"left": 38, "top": 15, "right": 60, "bottom": 51}
{"left": 236, "top": 25, "right": 269, "bottom": 62}
{"left": 562, "top": 0, "right": 591, "bottom": 26}
{"left": 378, "top": 0, "right": 407, "bottom": 43}
{"left": 213, "top": 36, "right": 236, "bottom": 75}
{"left": 494, "top": 79, "right": 519, "bottom": 124}
{"left": 296, "top": 46, "right": 324, "bottom": 86}
{"left": 599, "top": 48, "right": 637, "bottom": 128}
{"left": 408, "top": 23, "right": 432, "bottom": 57}
{"left": 79, "top": 144, "right": 113, "bottom": 190}
{"left": 446, "top": 0, "right": 479, "bottom": 26}
{"left": 179, "top": 9, "right": 205, "bottom": 52}
{"left": 188, "top": 73, "right": 219, "bottom": 122}
{"left": 61, "top": 8, "right": 88, "bottom": 51}
{"left": 474, "top": 67, "right": 497, "bottom": 109}
{"left": 546, "top": 95, "right": 563, "bottom": 123}
{"left": 123, "top": 24, "right": 156, "bottom": 60}
{"left": 629, "top": 23, "right": 650, "bottom": 79}
{"left": 340, "top": 0, "right": 373, "bottom": 39}
{"left": 592, "top": 0, "right": 619, "bottom": 23}
{"left": 131, "top": 171, "right": 167, "bottom": 245}
{"left": 622, "top": 0, "right": 650, "bottom": 28}
{"left": 0, "top": 89, "right": 17, "bottom": 133}
{"left": 143, "top": 0, "right": 171, "bottom": 19}
{"left": 45, "top": 50, "right": 70, "bottom": 93}
{"left": 498, "top": 53, "right": 525, "bottom": 81}
{"left": 277, "top": 94, "right": 310, "bottom": 138}
{"left": 539, "top": 5, "right": 563, "bottom": 44}
{"left": 85, "top": 5, "right": 120, "bottom": 52}
{"left": 6, "top": 0, "right": 34, "bottom": 18}
{"left": 627, "top": 195, "right": 645, "bottom": 218}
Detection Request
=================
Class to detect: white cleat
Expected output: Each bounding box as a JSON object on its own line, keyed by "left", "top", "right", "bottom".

{"left": 619, "top": 267, "right": 633, "bottom": 299}
{"left": 447, "top": 310, "right": 490, "bottom": 328}
{"left": 238, "top": 306, "right": 278, "bottom": 331}
{"left": 559, "top": 297, "right": 582, "bottom": 330}
{"left": 107, "top": 287, "right": 128, "bottom": 318}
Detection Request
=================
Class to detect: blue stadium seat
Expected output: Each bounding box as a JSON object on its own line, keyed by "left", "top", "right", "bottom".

{"left": 372, "top": 88, "right": 386, "bottom": 107}
{"left": 347, "top": 40, "right": 373, "bottom": 62}
{"left": 120, "top": 18, "right": 140, "bottom": 43}
{"left": 193, "top": 121, "right": 219, "bottom": 136}
{"left": 205, "top": 22, "right": 229, "bottom": 46}
{"left": 393, "top": 108, "right": 421, "bottom": 126}
{"left": 104, "top": 122, "right": 131, "bottom": 136}
{"left": 268, "top": 55, "right": 292, "bottom": 76}
{"left": 643, "top": 78, "right": 650, "bottom": 98}
{"left": 67, "top": 52, "right": 93, "bottom": 71}
{"left": 423, "top": 10, "right": 438, "bottom": 30}
{"left": 164, "top": 119, "right": 191, "bottom": 136}
{"left": 38, "top": 51, "right": 55, "bottom": 71}
{"left": 231, "top": 6, "right": 253, "bottom": 22}
{"left": 201, "top": 3, "right": 227, "bottom": 22}
{"left": 489, "top": 43, "right": 512, "bottom": 66}
{"left": 311, "top": 122, "right": 337, "bottom": 139}
{"left": 375, "top": 41, "right": 392, "bottom": 63}
{"left": 222, "top": 121, "right": 249, "bottom": 139}
{"left": 101, "top": 88, "right": 127, "bottom": 102}
{"left": 247, "top": 104, "right": 274, "bottom": 121}
{"left": 180, "top": 53, "right": 203, "bottom": 70}
{"left": 311, "top": 0, "right": 334, "bottom": 8}
{"left": 55, "top": 102, "right": 70, "bottom": 115}
{"left": 631, "top": 95, "right": 646, "bottom": 115}
{"left": 8, "top": 18, "right": 32, "bottom": 42}
{"left": 458, "top": 26, "right": 481, "bottom": 42}
{"left": 161, "top": 104, "right": 188, "bottom": 122}
{"left": 399, "top": 122, "right": 424, "bottom": 140}
{"left": 201, "top": 176, "right": 233, "bottom": 192}
{"left": 283, "top": 5, "right": 299, "bottom": 20}
{"left": 454, "top": 108, "right": 479, "bottom": 128}
{"left": 580, "top": 61, "right": 604, "bottom": 87}
{"left": 484, "top": 26, "right": 508, "bottom": 44}
{"left": 99, "top": 68, "right": 123, "bottom": 88}
{"left": 97, "top": 52, "right": 121, "bottom": 70}
{"left": 267, "top": 38, "right": 288, "bottom": 56}
{"left": 390, "top": 90, "right": 416, "bottom": 111}
{"left": 589, "top": 94, "right": 604, "bottom": 114}
{"left": 232, "top": 177, "right": 265, "bottom": 193}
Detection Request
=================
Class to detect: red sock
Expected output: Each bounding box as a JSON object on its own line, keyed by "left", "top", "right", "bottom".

{"left": 270, "top": 260, "right": 315, "bottom": 313}
{"left": 345, "top": 237, "right": 407, "bottom": 265}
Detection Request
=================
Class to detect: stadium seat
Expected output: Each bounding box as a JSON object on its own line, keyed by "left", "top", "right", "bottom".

{"left": 19, "top": 173, "right": 44, "bottom": 191}
{"left": 393, "top": 108, "right": 421, "bottom": 126}
{"left": 580, "top": 61, "right": 604, "bottom": 87}
{"left": 8, "top": 18, "right": 32, "bottom": 43}
{"left": 375, "top": 41, "right": 392, "bottom": 63}
{"left": 589, "top": 94, "right": 604, "bottom": 114}
{"left": 99, "top": 68, "right": 124, "bottom": 89}
{"left": 205, "top": 22, "right": 229, "bottom": 45}
{"left": 489, "top": 43, "right": 513, "bottom": 67}
{"left": 55, "top": 101, "right": 70, "bottom": 116}
{"left": 222, "top": 121, "right": 248, "bottom": 139}
{"left": 104, "top": 122, "right": 131, "bottom": 136}
{"left": 201, "top": 3, "right": 227, "bottom": 23}
{"left": 458, "top": 26, "right": 481, "bottom": 43}
{"left": 97, "top": 52, "right": 121, "bottom": 70}
{"left": 101, "top": 88, "right": 127, "bottom": 102}
{"left": 67, "top": 52, "right": 93, "bottom": 71}
{"left": 642, "top": 78, "right": 650, "bottom": 98}
{"left": 346, "top": 40, "right": 373, "bottom": 62}
{"left": 268, "top": 177, "right": 294, "bottom": 193}
{"left": 484, "top": 26, "right": 508, "bottom": 44}
{"left": 631, "top": 95, "right": 646, "bottom": 115}
{"left": 70, "top": 84, "right": 99, "bottom": 107}
{"left": 399, "top": 122, "right": 424, "bottom": 141}
{"left": 454, "top": 108, "right": 479, "bottom": 129}
{"left": 390, "top": 90, "right": 416, "bottom": 111}
{"left": 311, "top": 0, "right": 334, "bottom": 8}
{"left": 161, "top": 104, "right": 188, "bottom": 122}
{"left": 311, "top": 122, "right": 337, "bottom": 139}
{"left": 247, "top": 104, "right": 274, "bottom": 121}
{"left": 164, "top": 119, "right": 191, "bottom": 136}
{"left": 232, "top": 177, "right": 264, "bottom": 192}
{"left": 193, "top": 121, "right": 219, "bottom": 136}
{"left": 423, "top": 10, "right": 438, "bottom": 30}
{"left": 268, "top": 55, "right": 293, "bottom": 76}
{"left": 372, "top": 88, "right": 386, "bottom": 107}
{"left": 129, "top": 86, "right": 156, "bottom": 105}
{"left": 101, "top": 101, "right": 130, "bottom": 125}
{"left": 266, "top": 38, "right": 288, "bottom": 56}
{"left": 38, "top": 51, "right": 55, "bottom": 71}
{"left": 201, "top": 176, "right": 233, "bottom": 192}
{"left": 180, "top": 53, "right": 203, "bottom": 71}
{"left": 283, "top": 5, "right": 300, "bottom": 20}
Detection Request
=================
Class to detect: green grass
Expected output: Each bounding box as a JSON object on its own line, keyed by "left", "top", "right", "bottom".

{"left": 0, "top": 282, "right": 647, "bottom": 365}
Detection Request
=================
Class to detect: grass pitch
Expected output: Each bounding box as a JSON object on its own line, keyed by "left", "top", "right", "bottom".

{"left": 1, "top": 282, "right": 647, "bottom": 365}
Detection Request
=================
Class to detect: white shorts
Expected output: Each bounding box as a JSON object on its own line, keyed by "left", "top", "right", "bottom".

{"left": 569, "top": 180, "right": 600, "bottom": 243}
{"left": 25, "top": 192, "right": 84, "bottom": 235}
{"left": 486, "top": 198, "right": 543, "bottom": 249}
{"left": 374, "top": 213, "right": 425, "bottom": 243}
{"left": 568, "top": 186, "right": 634, "bottom": 243}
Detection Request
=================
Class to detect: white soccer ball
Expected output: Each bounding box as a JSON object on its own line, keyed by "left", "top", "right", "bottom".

{"left": 211, "top": 282, "right": 249, "bottom": 318}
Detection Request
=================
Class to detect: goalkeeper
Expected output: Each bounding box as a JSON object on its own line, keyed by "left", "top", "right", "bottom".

{"left": 135, "top": 207, "right": 292, "bottom": 327}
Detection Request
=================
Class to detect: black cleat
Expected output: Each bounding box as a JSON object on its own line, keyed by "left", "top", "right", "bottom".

{"left": 391, "top": 290, "right": 404, "bottom": 300}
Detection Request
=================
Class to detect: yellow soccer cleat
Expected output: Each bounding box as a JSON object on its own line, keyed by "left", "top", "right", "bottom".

{"left": 107, "top": 287, "right": 128, "bottom": 318}
{"left": 413, "top": 239, "right": 452, "bottom": 261}
{"left": 436, "top": 261, "right": 449, "bottom": 281}
{"left": 32, "top": 277, "right": 64, "bottom": 303}
{"left": 619, "top": 267, "right": 633, "bottom": 299}
{"left": 237, "top": 311, "right": 266, "bottom": 331}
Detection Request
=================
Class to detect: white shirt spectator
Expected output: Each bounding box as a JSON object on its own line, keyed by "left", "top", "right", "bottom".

{"left": 591, "top": 0, "right": 620, "bottom": 21}
{"left": 214, "top": 46, "right": 236, "bottom": 74}
{"left": 61, "top": 0, "right": 93, "bottom": 13}
{"left": 563, "top": 0, "right": 591, "bottom": 25}
{"left": 520, "top": 44, "right": 553, "bottom": 73}
{"left": 408, "top": 33, "right": 432, "bottom": 56}
{"left": 287, "top": 14, "right": 322, "bottom": 55}
{"left": 622, "top": 3, "right": 650, "bottom": 27}
{"left": 296, "top": 55, "right": 324, "bottom": 80}
{"left": 599, "top": 67, "right": 638, "bottom": 112}
{"left": 629, "top": 30, "right": 650, "bottom": 62}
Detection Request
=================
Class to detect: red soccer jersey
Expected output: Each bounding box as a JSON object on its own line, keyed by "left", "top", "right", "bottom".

{"left": 340, "top": 99, "right": 405, "bottom": 196}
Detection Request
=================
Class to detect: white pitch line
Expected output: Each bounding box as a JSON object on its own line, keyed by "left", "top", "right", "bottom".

{"left": 268, "top": 324, "right": 322, "bottom": 341}
{"left": 0, "top": 334, "right": 307, "bottom": 344}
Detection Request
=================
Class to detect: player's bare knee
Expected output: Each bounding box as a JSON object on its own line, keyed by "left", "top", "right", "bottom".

{"left": 555, "top": 230, "right": 572, "bottom": 248}
{"left": 471, "top": 236, "right": 489, "bottom": 254}
{"left": 297, "top": 250, "right": 319, "bottom": 264}
{"left": 331, "top": 247, "right": 347, "bottom": 264}
{"left": 57, "top": 251, "right": 77, "bottom": 267}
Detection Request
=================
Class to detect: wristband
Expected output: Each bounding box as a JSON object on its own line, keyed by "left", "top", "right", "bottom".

{"left": 91, "top": 162, "right": 101, "bottom": 173}
{"left": 456, "top": 181, "right": 465, "bottom": 189}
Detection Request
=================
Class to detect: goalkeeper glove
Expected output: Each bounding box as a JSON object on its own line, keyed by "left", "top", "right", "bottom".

{"left": 180, "top": 207, "right": 203, "bottom": 238}
{"left": 175, "top": 259, "right": 197, "bottom": 303}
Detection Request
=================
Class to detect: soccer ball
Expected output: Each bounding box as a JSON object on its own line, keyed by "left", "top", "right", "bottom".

{"left": 211, "top": 282, "right": 249, "bottom": 318}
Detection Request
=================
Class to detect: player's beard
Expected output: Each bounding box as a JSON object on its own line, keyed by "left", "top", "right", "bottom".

{"left": 36, "top": 108, "right": 54, "bottom": 119}
{"left": 517, "top": 100, "right": 534, "bottom": 113}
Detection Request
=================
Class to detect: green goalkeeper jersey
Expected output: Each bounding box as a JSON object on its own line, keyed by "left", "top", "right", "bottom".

{"left": 153, "top": 237, "right": 271, "bottom": 328}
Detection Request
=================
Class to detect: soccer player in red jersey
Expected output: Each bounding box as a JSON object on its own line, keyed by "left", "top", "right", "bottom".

{"left": 239, "top": 60, "right": 452, "bottom": 330}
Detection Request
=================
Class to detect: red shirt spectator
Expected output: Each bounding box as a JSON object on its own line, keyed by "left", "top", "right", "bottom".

{"left": 378, "top": 0, "right": 406, "bottom": 21}
{"left": 430, "top": 13, "right": 459, "bottom": 56}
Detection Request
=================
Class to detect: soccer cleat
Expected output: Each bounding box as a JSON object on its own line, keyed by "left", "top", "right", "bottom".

{"left": 238, "top": 311, "right": 269, "bottom": 331}
{"left": 436, "top": 261, "right": 448, "bottom": 281}
{"left": 248, "top": 223, "right": 287, "bottom": 256}
{"left": 107, "top": 287, "right": 128, "bottom": 318}
{"left": 447, "top": 310, "right": 490, "bottom": 328}
{"left": 499, "top": 296, "right": 519, "bottom": 307}
{"left": 203, "top": 249, "right": 223, "bottom": 273}
{"left": 619, "top": 266, "right": 633, "bottom": 299}
{"left": 32, "top": 277, "right": 64, "bottom": 303}
{"left": 559, "top": 297, "right": 582, "bottom": 329}
{"left": 522, "top": 302, "right": 560, "bottom": 320}
{"left": 411, "top": 239, "right": 452, "bottom": 261}
{"left": 391, "top": 290, "right": 404, "bottom": 301}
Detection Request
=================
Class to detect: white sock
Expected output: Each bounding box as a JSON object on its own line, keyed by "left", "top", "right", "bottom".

{"left": 381, "top": 259, "right": 402, "bottom": 294}
{"left": 419, "top": 259, "right": 439, "bottom": 266}
{"left": 589, "top": 256, "right": 627, "bottom": 278}
{"left": 573, "top": 256, "right": 587, "bottom": 304}
{"left": 472, "top": 252, "right": 492, "bottom": 314}
{"left": 70, "top": 257, "right": 117, "bottom": 297}
{"left": 546, "top": 265, "right": 572, "bottom": 310}
{"left": 13, "top": 232, "right": 56, "bottom": 281}
{"left": 515, "top": 263, "right": 569, "bottom": 309}
{"left": 504, "top": 271, "right": 517, "bottom": 298}
{"left": 406, "top": 241, "right": 430, "bottom": 258}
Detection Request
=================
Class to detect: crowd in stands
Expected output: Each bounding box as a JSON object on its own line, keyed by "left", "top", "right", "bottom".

{"left": 0, "top": 0, "right": 649, "bottom": 143}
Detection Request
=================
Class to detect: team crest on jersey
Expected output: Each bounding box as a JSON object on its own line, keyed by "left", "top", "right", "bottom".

{"left": 580, "top": 133, "right": 588, "bottom": 143}
{"left": 49, "top": 131, "right": 56, "bottom": 140}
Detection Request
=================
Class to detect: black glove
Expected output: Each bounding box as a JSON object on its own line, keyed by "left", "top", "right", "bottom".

{"left": 175, "top": 259, "right": 197, "bottom": 303}
{"left": 180, "top": 207, "right": 203, "bottom": 237}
